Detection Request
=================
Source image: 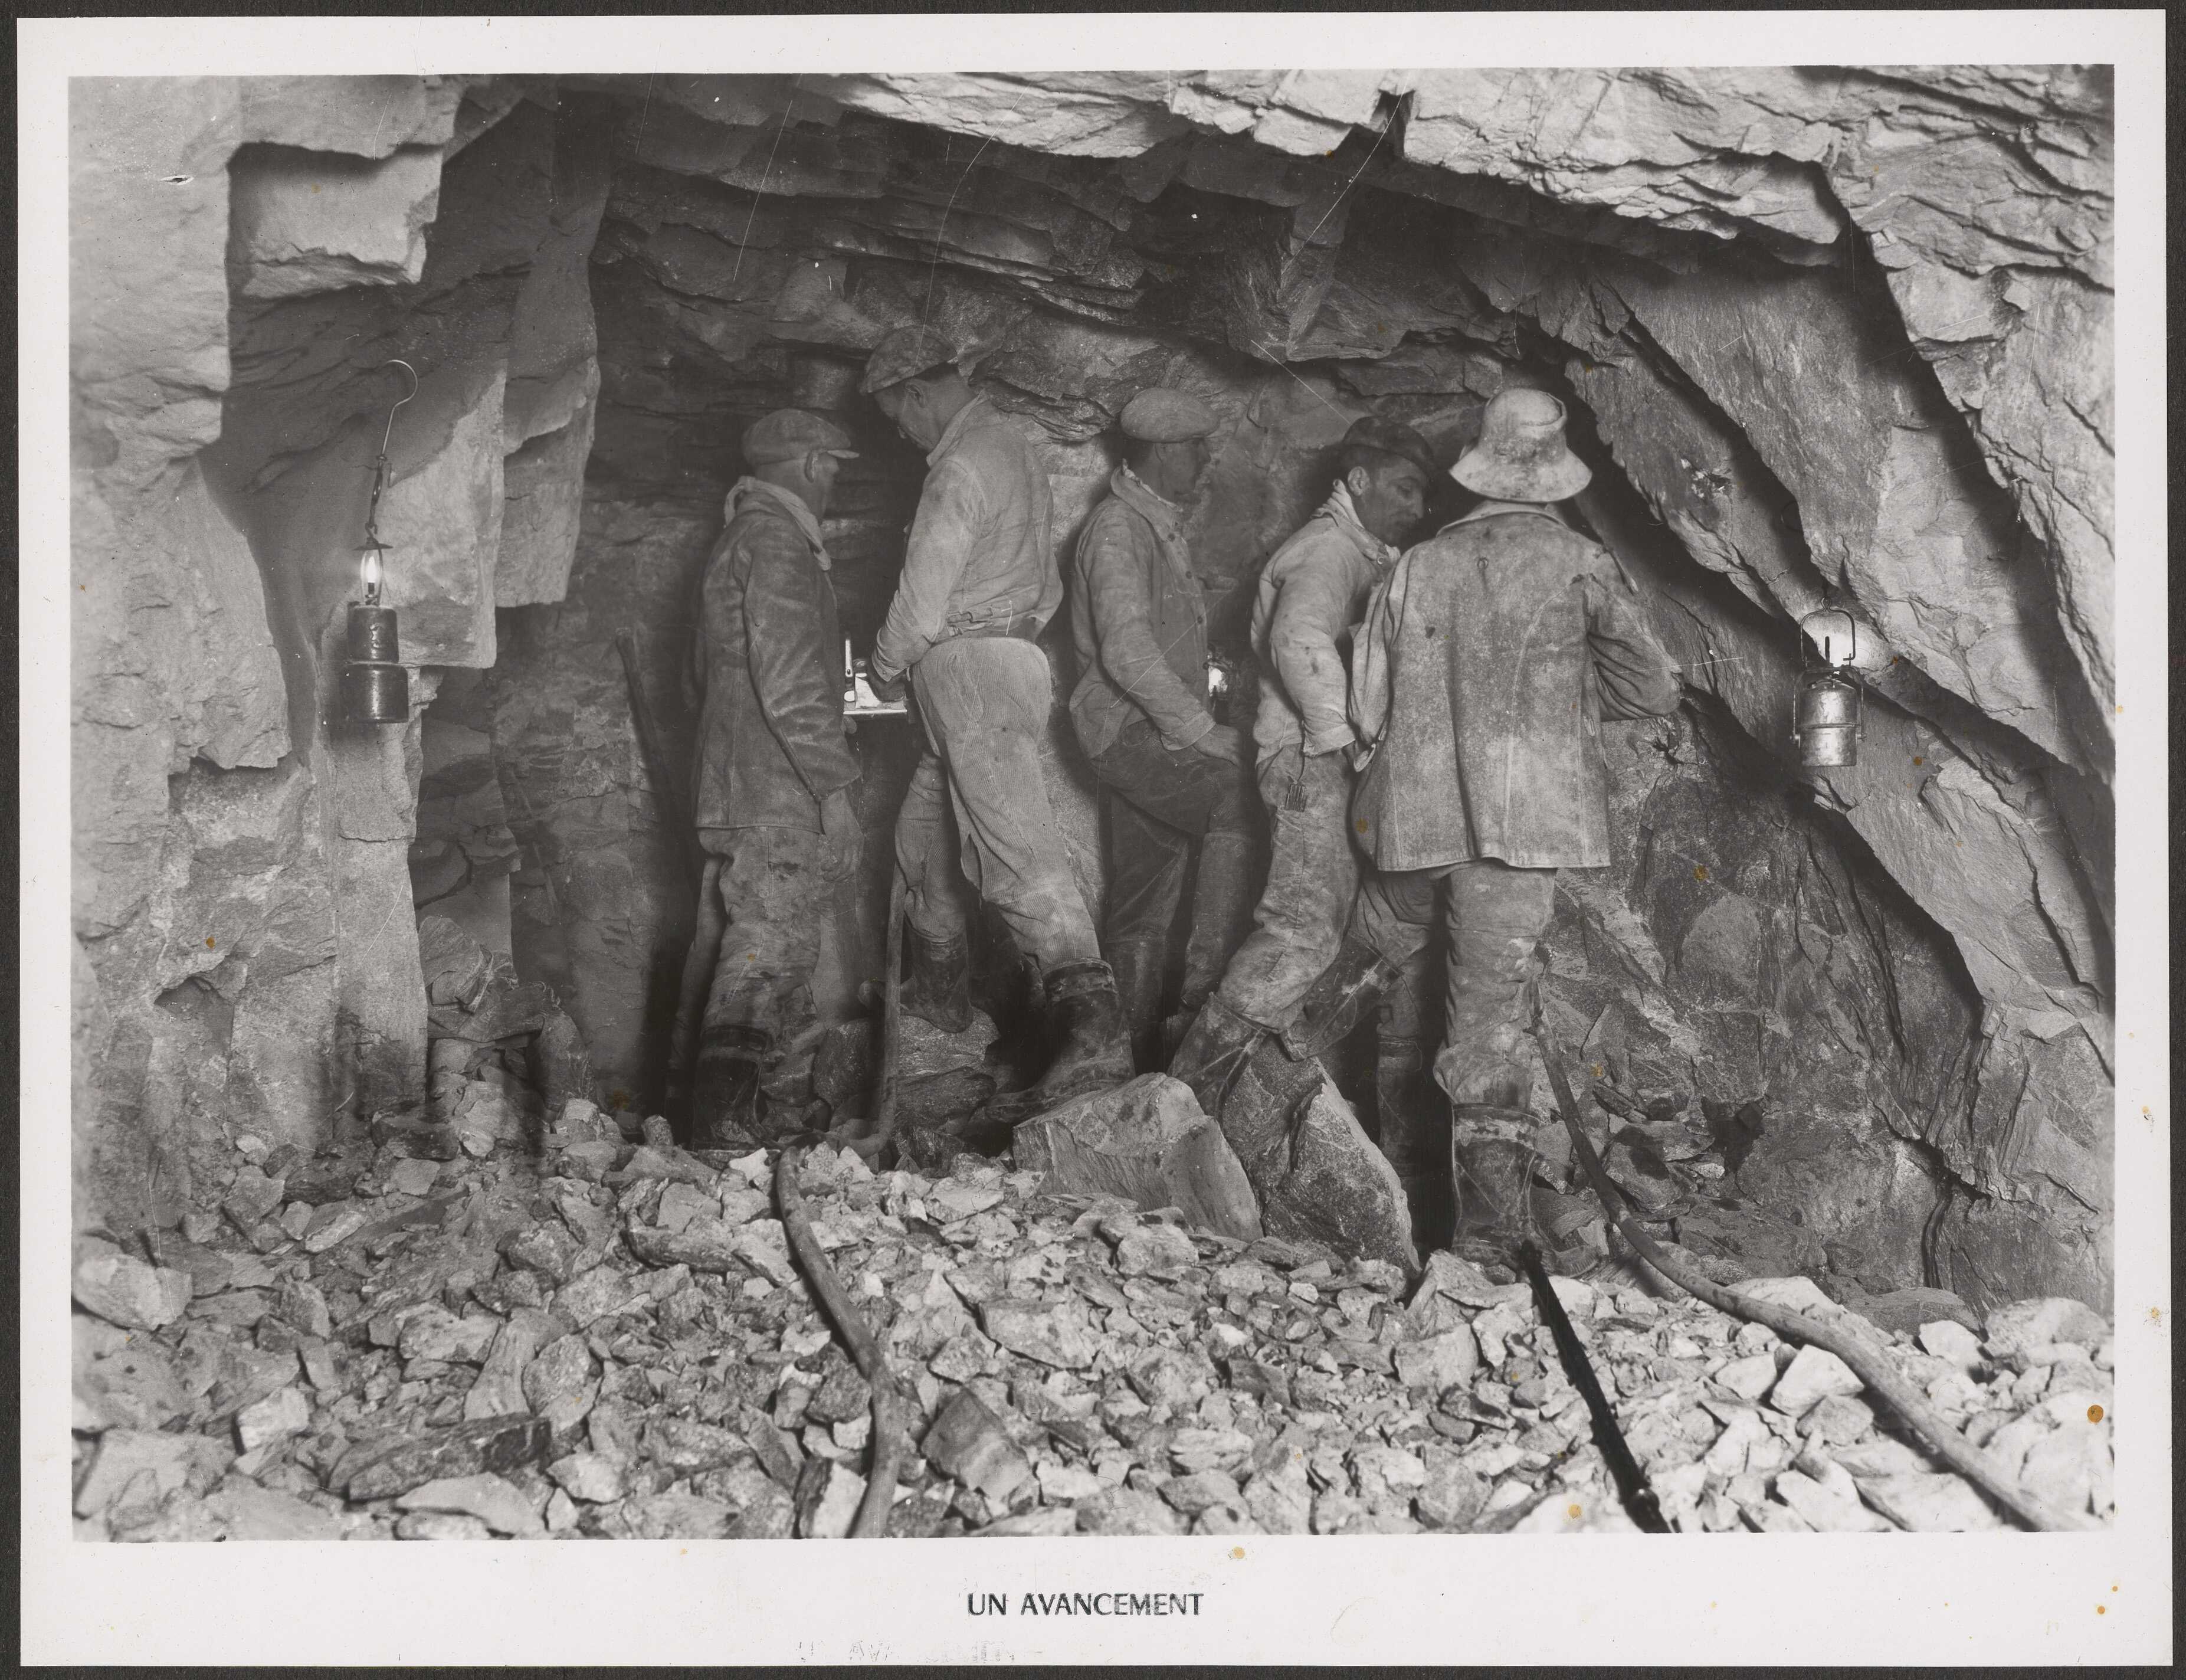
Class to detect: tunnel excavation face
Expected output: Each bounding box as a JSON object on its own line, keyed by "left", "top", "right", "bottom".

{"left": 74, "top": 70, "right": 2115, "bottom": 1341}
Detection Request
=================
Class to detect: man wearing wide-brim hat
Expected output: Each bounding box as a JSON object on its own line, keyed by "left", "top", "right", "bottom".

{"left": 683, "top": 408, "right": 866, "bottom": 1147}
{"left": 1277, "top": 387, "right": 1683, "bottom": 1266}
{"left": 860, "top": 325, "right": 1132, "bottom": 1119}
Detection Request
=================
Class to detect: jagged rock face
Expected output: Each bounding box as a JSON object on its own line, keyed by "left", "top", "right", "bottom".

{"left": 71, "top": 70, "right": 2112, "bottom": 1311}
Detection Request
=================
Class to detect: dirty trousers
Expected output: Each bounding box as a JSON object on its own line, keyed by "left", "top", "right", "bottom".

{"left": 1089, "top": 717, "right": 1257, "bottom": 1018}
{"left": 696, "top": 825, "right": 832, "bottom": 1112}
{"left": 896, "top": 636, "right": 1102, "bottom": 972}
{"left": 1214, "top": 744, "right": 1358, "bottom": 1031}
{"left": 1356, "top": 857, "right": 1559, "bottom": 1118}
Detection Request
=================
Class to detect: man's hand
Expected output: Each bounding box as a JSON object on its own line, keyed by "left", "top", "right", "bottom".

{"left": 868, "top": 668, "right": 907, "bottom": 705}
{"left": 820, "top": 787, "right": 861, "bottom": 882}
{"left": 1194, "top": 724, "right": 1249, "bottom": 765}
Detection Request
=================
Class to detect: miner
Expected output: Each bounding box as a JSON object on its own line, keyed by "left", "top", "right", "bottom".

{"left": 1283, "top": 388, "right": 1682, "bottom": 1262}
{"left": 1065, "top": 388, "right": 1257, "bottom": 1071}
{"left": 686, "top": 408, "right": 865, "bottom": 1147}
{"left": 861, "top": 326, "right": 1132, "bottom": 1119}
{"left": 1168, "top": 414, "right": 1434, "bottom": 1103}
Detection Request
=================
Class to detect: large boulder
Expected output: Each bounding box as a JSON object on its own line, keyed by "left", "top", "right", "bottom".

{"left": 1014, "top": 1073, "right": 1261, "bottom": 1240}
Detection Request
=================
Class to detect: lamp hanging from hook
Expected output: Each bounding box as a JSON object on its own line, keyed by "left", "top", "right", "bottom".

{"left": 345, "top": 359, "right": 419, "bottom": 725}
{"left": 1791, "top": 606, "right": 1863, "bottom": 769}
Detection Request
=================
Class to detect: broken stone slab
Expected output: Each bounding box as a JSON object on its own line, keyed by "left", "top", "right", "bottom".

{"left": 464, "top": 1308, "right": 560, "bottom": 1422}
{"left": 1012, "top": 1073, "right": 1263, "bottom": 1242}
{"left": 395, "top": 1511, "right": 494, "bottom": 1541}
{"left": 340, "top": 1414, "right": 552, "bottom": 1500}
{"left": 1076, "top": 1485, "right": 1187, "bottom": 1535}
{"left": 547, "top": 1451, "right": 628, "bottom": 1504}
{"left": 521, "top": 1335, "right": 600, "bottom": 1434}
{"left": 73, "top": 1246, "right": 194, "bottom": 1331}
{"left": 921, "top": 1388, "right": 1033, "bottom": 1502}
{"left": 1210, "top": 1053, "right": 1417, "bottom": 1275}
{"left": 794, "top": 1458, "right": 869, "bottom": 1538}
{"left": 1857, "top": 1471, "right": 2007, "bottom": 1532}
{"left": 398, "top": 1472, "right": 545, "bottom": 1538}
{"left": 974, "top": 1506, "right": 1078, "bottom": 1537}
{"left": 1983, "top": 1297, "right": 2108, "bottom": 1357}
{"left": 398, "top": 1305, "right": 502, "bottom": 1365}
{"left": 206, "top": 1482, "right": 347, "bottom": 1541}
{"left": 1393, "top": 1327, "right": 1480, "bottom": 1399}
{"left": 1918, "top": 1319, "right": 1988, "bottom": 1374}
{"left": 605, "top": 1144, "right": 719, "bottom": 1191}
{"left": 74, "top": 1430, "right": 232, "bottom": 1518}
{"left": 1768, "top": 1345, "right": 1866, "bottom": 1417}
{"left": 1713, "top": 1352, "right": 1779, "bottom": 1402}
{"left": 1772, "top": 1468, "right": 1894, "bottom": 1533}
{"left": 646, "top": 1416, "right": 751, "bottom": 1475}
{"left": 74, "top": 1333, "right": 190, "bottom": 1433}
{"left": 235, "top": 1384, "right": 312, "bottom": 1453}
{"left": 1843, "top": 1285, "right": 1981, "bottom": 1337}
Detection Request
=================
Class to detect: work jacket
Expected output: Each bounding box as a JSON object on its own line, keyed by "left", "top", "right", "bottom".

{"left": 1067, "top": 466, "right": 1216, "bottom": 761}
{"left": 688, "top": 478, "right": 860, "bottom": 833}
{"left": 870, "top": 395, "right": 1058, "bottom": 688}
{"left": 1349, "top": 500, "right": 1681, "bottom": 872}
{"left": 1250, "top": 483, "right": 1400, "bottom": 763}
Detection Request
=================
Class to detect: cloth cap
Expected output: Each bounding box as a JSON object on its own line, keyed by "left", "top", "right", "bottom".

{"left": 1340, "top": 414, "right": 1437, "bottom": 479}
{"left": 1119, "top": 387, "right": 1217, "bottom": 442}
{"left": 742, "top": 408, "right": 859, "bottom": 466}
{"left": 860, "top": 325, "right": 960, "bottom": 395}
{"left": 1450, "top": 387, "right": 1591, "bottom": 502}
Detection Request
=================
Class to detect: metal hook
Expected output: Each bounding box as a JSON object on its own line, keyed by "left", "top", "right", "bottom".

{"left": 376, "top": 358, "right": 419, "bottom": 460}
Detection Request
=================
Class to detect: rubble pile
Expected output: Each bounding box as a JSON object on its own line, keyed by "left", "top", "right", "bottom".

{"left": 71, "top": 1088, "right": 2116, "bottom": 1541}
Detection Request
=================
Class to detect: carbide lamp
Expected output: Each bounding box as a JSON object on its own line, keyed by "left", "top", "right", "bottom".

{"left": 1792, "top": 607, "right": 1864, "bottom": 769}
{"left": 343, "top": 360, "right": 417, "bottom": 725}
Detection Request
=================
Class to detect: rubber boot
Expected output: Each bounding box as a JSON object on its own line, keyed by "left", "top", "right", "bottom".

{"left": 1278, "top": 935, "right": 1405, "bottom": 1060}
{"left": 1377, "top": 1033, "right": 1451, "bottom": 1252}
{"left": 1179, "top": 830, "right": 1257, "bottom": 1020}
{"left": 984, "top": 959, "right": 1135, "bottom": 1125}
{"left": 900, "top": 928, "right": 973, "bottom": 1034}
{"left": 1105, "top": 937, "right": 1168, "bottom": 1075}
{"left": 1166, "top": 991, "right": 1269, "bottom": 1119}
{"left": 691, "top": 1024, "right": 770, "bottom": 1150}
{"left": 1448, "top": 1102, "right": 1538, "bottom": 1276}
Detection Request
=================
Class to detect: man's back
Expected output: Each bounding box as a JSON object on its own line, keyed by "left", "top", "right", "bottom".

{"left": 1352, "top": 503, "right": 1680, "bottom": 873}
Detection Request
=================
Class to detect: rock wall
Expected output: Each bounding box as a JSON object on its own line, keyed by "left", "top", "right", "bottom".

{"left": 73, "top": 69, "right": 2112, "bottom": 1310}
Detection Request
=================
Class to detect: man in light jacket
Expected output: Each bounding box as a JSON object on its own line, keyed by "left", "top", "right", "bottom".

{"left": 1282, "top": 388, "right": 1683, "bottom": 1263}
{"left": 686, "top": 408, "right": 864, "bottom": 1146}
{"left": 1169, "top": 415, "right": 1433, "bottom": 1101}
{"left": 862, "top": 326, "right": 1132, "bottom": 1121}
{"left": 1066, "top": 387, "right": 1257, "bottom": 1070}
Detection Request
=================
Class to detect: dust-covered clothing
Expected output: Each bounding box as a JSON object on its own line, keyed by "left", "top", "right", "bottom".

{"left": 1066, "top": 467, "right": 1218, "bottom": 759}
{"left": 1248, "top": 483, "right": 1400, "bottom": 762}
{"left": 695, "top": 824, "right": 834, "bottom": 1129}
{"left": 869, "top": 397, "right": 1058, "bottom": 690}
{"left": 1349, "top": 500, "right": 1682, "bottom": 872}
{"left": 1356, "top": 856, "right": 1559, "bottom": 1114}
{"left": 688, "top": 478, "right": 860, "bottom": 832}
{"left": 894, "top": 635, "right": 1102, "bottom": 972}
{"left": 1211, "top": 742, "right": 1359, "bottom": 1031}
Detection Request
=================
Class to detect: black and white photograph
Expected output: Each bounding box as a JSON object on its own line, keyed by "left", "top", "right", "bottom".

{"left": 21, "top": 11, "right": 2169, "bottom": 1668}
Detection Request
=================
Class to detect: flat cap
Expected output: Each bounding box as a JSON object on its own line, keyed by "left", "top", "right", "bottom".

{"left": 860, "top": 325, "right": 959, "bottom": 395}
{"left": 1341, "top": 414, "right": 1436, "bottom": 479}
{"left": 1119, "top": 387, "right": 1217, "bottom": 442}
{"left": 742, "top": 408, "right": 860, "bottom": 466}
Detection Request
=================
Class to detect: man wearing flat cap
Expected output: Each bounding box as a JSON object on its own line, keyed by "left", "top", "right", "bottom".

{"left": 1066, "top": 386, "right": 1258, "bottom": 1072}
{"left": 1277, "top": 387, "right": 1682, "bottom": 1265}
{"left": 683, "top": 407, "right": 865, "bottom": 1146}
{"left": 861, "top": 325, "right": 1132, "bottom": 1119}
{"left": 1170, "top": 413, "right": 1434, "bottom": 1119}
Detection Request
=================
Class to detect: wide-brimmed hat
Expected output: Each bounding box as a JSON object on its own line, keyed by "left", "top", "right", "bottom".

{"left": 1450, "top": 388, "right": 1591, "bottom": 502}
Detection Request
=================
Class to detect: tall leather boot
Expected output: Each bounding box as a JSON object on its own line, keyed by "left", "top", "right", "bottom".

{"left": 1165, "top": 991, "right": 1269, "bottom": 1119}
{"left": 1279, "top": 936, "right": 1405, "bottom": 1060}
{"left": 692, "top": 1024, "right": 771, "bottom": 1150}
{"left": 1377, "top": 1033, "right": 1451, "bottom": 1252}
{"left": 900, "top": 928, "right": 973, "bottom": 1033}
{"left": 1106, "top": 937, "right": 1168, "bottom": 1075}
{"left": 984, "top": 959, "right": 1135, "bottom": 1125}
{"left": 1448, "top": 1102, "right": 1538, "bottom": 1276}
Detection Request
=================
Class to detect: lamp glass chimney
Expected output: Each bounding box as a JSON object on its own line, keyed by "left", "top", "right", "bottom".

{"left": 360, "top": 544, "right": 383, "bottom": 602}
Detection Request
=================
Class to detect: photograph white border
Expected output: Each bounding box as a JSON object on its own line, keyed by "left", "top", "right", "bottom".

{"left": 18, "top": 10, "right": 2169, "bottom": 1666}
